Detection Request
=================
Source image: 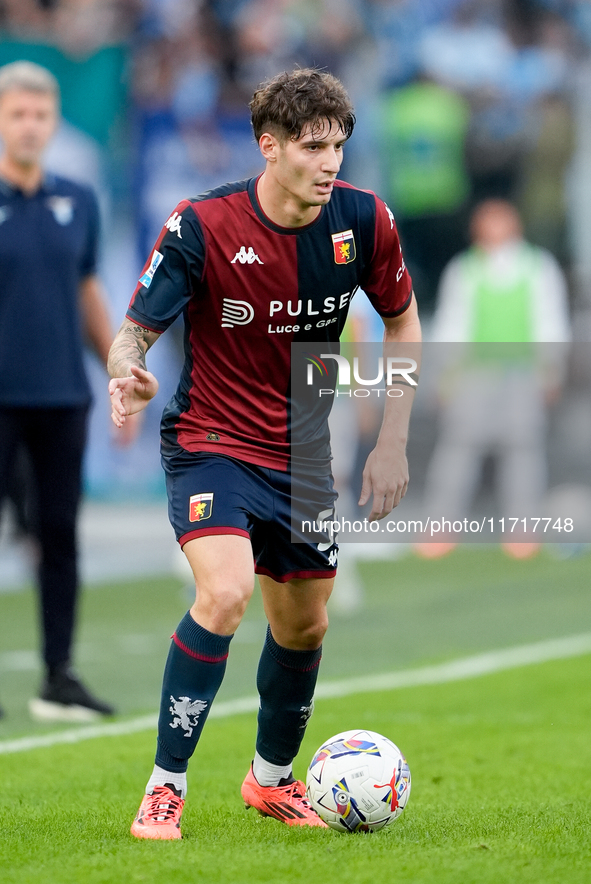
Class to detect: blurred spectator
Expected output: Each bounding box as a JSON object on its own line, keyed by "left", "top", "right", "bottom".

{"left": 364, "top": 0, "right": 463, "bottom": 88}
{"left": 232, "top": 0, "right": 362, "bottom": 91}
{"left": 418, "top": 199, "right": 571, "bottom": 558}
{"left": 126, "top": 0, "right": 584, "bottom": 287}
{"left": 378, "top": 74, "right": 471, "bottom": 313}
{"left": 420, "top": 0, "right": 573, "bottom": 209}
{"left": 430, "top": 199, "right": 571, "bottom": 341}
{"left": 0, "top": 0, "right": 138, "bottom": 52}
{"left": 511, "top": 6, "right": 577, "bottom": 263}
{"left": 419, "top": 0, "right": 513, "bottom": 94}
{"left": 0, "top": 0, "right": 52, "bottom": 35}
{"left": 516, "top": 89, "right": 575, "bottom": 263}
{"left": 0, "top": 61, "right": 117, "bottom": 720}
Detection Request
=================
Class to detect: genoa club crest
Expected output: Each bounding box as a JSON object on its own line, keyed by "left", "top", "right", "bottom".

{"left": 189, "top": 493, "right": 214, "bottom": 522}
{"left": 331, "top": 229, "right": 356, "bottom": 265}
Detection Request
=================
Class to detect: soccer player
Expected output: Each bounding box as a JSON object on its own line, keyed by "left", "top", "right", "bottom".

{"left": 0, "top": 61, "right": 116, "bottom": 721}
{"left": 108, "top": 68, "right": 421, "bottom": 839}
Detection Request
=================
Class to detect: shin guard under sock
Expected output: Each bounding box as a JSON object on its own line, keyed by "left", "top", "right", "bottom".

{"left": 256, "top": 626, "right": 322, "bottom": 766}
{"left": 155, "top": 611, "right": 232, "bottom": 773}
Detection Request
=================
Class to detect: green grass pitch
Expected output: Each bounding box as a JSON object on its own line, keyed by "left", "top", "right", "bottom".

{"left": 0, "top": 547, "right": 590, "bottom": 882}
{"left": 1, "top": 655, "right": 590, "bottom": 884}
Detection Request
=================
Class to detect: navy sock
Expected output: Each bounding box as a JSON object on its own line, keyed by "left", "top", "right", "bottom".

{"left": 256, "top": 626, "right": 322, "bottom": 766}
{"left": 155, "top": 611, "right": 233, "bottom": 773}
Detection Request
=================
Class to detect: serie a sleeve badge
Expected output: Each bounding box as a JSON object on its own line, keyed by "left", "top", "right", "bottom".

{"left": 331, "top": 229, "right": 356, "bottom": 265}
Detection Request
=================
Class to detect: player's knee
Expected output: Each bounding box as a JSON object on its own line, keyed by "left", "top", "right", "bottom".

{"left": 214, "top": 583, "right": 253, "bottom": 616}
{"left": 291, "top": 615, "right": 329, "bottom": 650}
{"left": 192, "top": 579, "right": 254, "bottom": 633}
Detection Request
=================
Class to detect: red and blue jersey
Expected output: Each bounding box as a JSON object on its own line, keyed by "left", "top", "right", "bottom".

{"left": 127, "top": 175, "right": 412, "bottom": 471}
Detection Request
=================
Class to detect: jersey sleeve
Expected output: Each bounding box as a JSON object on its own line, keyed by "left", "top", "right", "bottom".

{"left": 360, "top": 195, "right": 413, "bottom": 318}
{"left": 127, "top": 199, "right": 205, "bottom": 333}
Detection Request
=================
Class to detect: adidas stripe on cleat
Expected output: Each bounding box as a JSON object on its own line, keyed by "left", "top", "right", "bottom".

{"left": 241, "top": 765, "right": 328, "bottom": 827}
{"left": 130, "top": 784, "right": 184, "bottom": 840}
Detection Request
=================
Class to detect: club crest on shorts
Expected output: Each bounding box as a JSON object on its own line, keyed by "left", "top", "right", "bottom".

{"left": 331, "top": 229, "right": 356, "bottom": 265}
{"left": 189, "top": 492, "right": 214, "bottom": 522}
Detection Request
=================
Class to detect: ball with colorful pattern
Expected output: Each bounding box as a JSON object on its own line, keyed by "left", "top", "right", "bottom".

{"left": 306, "top": 729, "right": 411, "bottom": 832}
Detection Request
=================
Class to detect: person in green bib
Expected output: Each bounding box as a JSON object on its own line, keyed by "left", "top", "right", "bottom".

{"left": 418, "top": 200, "right": 570, "bottom": 558}
{"left": 379, "top": 76, "right": 471, "bottom": 314}
{"left": 430, "top": 200, "right": 570, "bottom": 343}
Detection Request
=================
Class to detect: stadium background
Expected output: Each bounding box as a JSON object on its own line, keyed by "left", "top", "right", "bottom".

{"left": 0, "top": 0, "right": 589, "bottom": 507}
{"left": 0, "top": 0, "right": 590, "bottom": 789}
{"left": 0, "top": 6, "right": 590, "bottom": 882}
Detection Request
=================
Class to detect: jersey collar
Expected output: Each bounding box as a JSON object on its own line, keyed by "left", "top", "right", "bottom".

{"left": 0, "top": 171, "right": 57, "bottom": 197}
{"left": 248, "top": 174, "right": 325, "bottom": 235}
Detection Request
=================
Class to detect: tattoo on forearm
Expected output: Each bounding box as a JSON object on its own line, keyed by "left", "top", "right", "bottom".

{"left": 107, "top": 320, "right": 158, "bottom": 377}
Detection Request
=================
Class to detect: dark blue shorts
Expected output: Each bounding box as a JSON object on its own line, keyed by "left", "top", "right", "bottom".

{"left": 162, "top": 451, "right": 338, "bottom": 583}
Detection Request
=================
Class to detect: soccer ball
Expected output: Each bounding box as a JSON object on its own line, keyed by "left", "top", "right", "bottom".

{"left": 306, "top": 729, "right": 411, "bottom": 833}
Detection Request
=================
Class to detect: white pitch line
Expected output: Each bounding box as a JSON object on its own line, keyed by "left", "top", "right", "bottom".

{"left": 1, "top": 631, "right": 590, "bottom": 756}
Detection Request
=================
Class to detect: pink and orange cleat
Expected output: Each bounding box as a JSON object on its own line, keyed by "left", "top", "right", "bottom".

{"left": 241, "top": 765, "right": 328, "bottom": 827}
{"left": 130, "top": 784, "right": 185, "bottom": 840}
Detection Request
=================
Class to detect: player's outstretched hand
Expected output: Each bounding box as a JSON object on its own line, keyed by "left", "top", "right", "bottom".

{"left": 108, "top": 365, "right": 159, "bottom": 429}
{"left": 358, "top": 442, "right": 409, "bottom": 521}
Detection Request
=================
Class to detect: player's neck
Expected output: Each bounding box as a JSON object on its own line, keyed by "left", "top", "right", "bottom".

{"left": 0, "top": 154, "right": 44, "bottom": 194}
{"left": 256, "top": 172, "right": 321, "bottom": 229}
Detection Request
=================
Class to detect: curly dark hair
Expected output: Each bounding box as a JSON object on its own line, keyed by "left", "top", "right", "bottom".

{"left": 250, "top": 68, "right": 355, "bottom": 143}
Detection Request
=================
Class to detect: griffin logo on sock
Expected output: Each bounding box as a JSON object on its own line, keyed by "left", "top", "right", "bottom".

{"left": 189, "top": 492, "right": 213, "bottom": 522}
{"left": 169, "top": 696, "right": 208, "bottom": 737}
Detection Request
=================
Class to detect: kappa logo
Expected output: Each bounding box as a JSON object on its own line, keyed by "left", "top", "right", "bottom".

{"left": 384, "top": 203, "right": 395, "bottom": 230}
{"left": 332, "top": 229, "right": 356, "bottom": 265}
{"left": 189, "top": 492, "right": 214, "bottom": 522}
{"left": 231, "top": 246, "right": 263, "bottom": 264}
{"left": 165, "top": 211, "right": 182, "bottom": 238}
{"left": 169, "top": 696, "right": 208, "bottom": 737}
{"left": 221, "top": 298, "right": 255, "bottom": 328}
